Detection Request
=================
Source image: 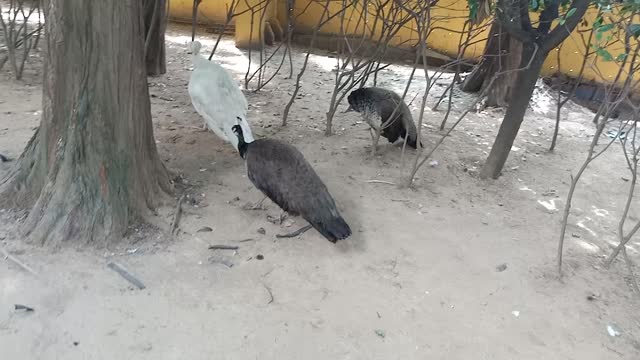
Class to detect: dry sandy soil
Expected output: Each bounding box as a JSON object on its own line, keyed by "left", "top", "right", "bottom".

{"left": 1, "top": 23, "right": 639, "bottom": 359}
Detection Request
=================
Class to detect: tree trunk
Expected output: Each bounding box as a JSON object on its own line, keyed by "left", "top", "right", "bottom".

{"left": 480, "top": 43, "right": 546, "bottom": 179}
{"left": 461, "top": 22, "right": 521, "bottom": 107}
{"left": 143, "top": 0, "right": 167, "bottom": 76}
{"left": 0, "top": 0, "right": 172, "bottom": 246}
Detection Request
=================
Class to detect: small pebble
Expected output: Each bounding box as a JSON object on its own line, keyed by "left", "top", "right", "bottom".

{"left": 256, "top": 254, "right": 264, "bottom": 260}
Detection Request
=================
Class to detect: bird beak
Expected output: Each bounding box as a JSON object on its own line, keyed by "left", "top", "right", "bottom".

{"left": 342, "top": 105, "right": 355, "bottom": 114}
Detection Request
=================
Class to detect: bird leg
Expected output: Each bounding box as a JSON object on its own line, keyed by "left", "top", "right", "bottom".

{"left": 370, "top": 125, "right": 381, "bottom": 156}
{"left": 368, "top": 128, "right": 376, "bottom": 142}
{"left": 243, "top": 196, "right": 267, "bottom": 210}
{"left": 276, "top": 224, "right": 313, "bottom": 238}
{"left": 189, "top": 124, "right": 209, "bottom": 132}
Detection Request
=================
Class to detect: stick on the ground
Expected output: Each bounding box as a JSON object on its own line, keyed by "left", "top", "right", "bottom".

{"left": 107, "top": 262, "right": 146, "bottom": 290}
{"left": 208, "top": 245, "right": 239, "bottom": 250}
{"left": 263, "top": 282, "right": 274, "bottom": 304}
{"left": 169, "top": 195, "right": 186, "bottom": 235}
{"left": 14, "top": 304, "right": 34, "bottom": 312}
{"left": 1, "top": 248, "right": 39, "bottom": 277}
{"left": 276, "top": 224, "right": 313, "bottom": 238}
{"left": 365, "top": 180, "right": 397, "bottom": 185}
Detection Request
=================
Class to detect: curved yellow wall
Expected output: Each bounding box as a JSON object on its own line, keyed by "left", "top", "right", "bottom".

{"left": 169, "top": 0, "right": 633, "bottom": 86}
{"left": 168, "top": 0, "right": 235, "bottom": 24}
{"left": 169, "top": 0, "right": 278, "bottom": 48}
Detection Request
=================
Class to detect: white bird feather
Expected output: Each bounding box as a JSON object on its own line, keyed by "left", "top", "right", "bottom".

{"left": 188, "top": 41, "right": 255, "bottom": 151}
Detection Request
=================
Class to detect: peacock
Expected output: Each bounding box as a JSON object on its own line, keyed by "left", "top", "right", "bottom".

{"left": 231, "top": 124, "right": 352, "bottom": 243}
{"left": 188, "top": 40, "right": 255, "bottom": 151}
{"left": 346, "top": 87, "right": 422, "bottom": 149}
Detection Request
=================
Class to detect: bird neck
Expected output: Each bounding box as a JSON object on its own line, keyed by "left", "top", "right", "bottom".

{"left": 237, "top": 138, "right": 249, "bottom": 159}
{"left": 191, "top": 53, "right": 208, "bottom": 68}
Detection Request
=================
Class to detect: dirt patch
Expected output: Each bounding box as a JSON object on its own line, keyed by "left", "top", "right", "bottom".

{"left": 1, "top": 23, "right": 638, "bottom": 359}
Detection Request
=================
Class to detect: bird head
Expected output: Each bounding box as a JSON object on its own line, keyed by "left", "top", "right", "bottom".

{"left": 189, "top": 41, "right": 202, "bottom": 56}
{"left": 345, "top": 89, "right": 365, "bottom": 113}
{"left": 231, "top": 124, "right": 243, "bottom": 139}
{"left": 231, "top": 120, "right": 249, "bottom": 159}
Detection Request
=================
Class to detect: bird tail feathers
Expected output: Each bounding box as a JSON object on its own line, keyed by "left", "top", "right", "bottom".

{"left": 312, "top": 216, "right": 352, "bottom": 243}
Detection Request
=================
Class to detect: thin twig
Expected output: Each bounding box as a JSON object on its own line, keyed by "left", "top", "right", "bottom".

{"left": 276, "top": 224, "right": 313, "bottom": 238}
{"left": 263, "top": 282, "right": 274, "bottom": 304}
{"left": 365, "top": 180, "right": 396, "bottom": 185}
{"left": 558, "top": 35, "right": 640, "bottom": 275}
{"left": 1, "top": 248, "right": 39, "bottom": 277}
{"left": 14, "top": 304, "right": 34, "bottom": 312}
{"left": 107, "top": 262, "right": 146, "bottom": 289}
{"left": 170, "top": 195, "right": 186, "bottom": 235}
{"left": 208, "top": 245, "right": 240, "bottom": 250}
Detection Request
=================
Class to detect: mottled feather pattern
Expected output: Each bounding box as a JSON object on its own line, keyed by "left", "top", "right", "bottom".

{"left": 348, "top": 87, "right": 421, "bottom": 148}
{"left": 245, "top": 139, "right": 351, "bottom": 242}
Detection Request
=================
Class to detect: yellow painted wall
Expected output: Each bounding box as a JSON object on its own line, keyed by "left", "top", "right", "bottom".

{"left": 168, "top": 0, "right": 235, "bottom": 24}
{"left": 169, "top": 0, "right": 632, "bottom": 86}
{"left": 291, "top": 0, "right": 629, "bottom": 85}
{"left": 168, "top": 0, "right": 279, "bottom": 48}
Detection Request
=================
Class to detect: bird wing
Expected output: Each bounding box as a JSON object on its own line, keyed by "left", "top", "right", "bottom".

{"left": 246, "top": 140, "right": 339, "bottom": 219}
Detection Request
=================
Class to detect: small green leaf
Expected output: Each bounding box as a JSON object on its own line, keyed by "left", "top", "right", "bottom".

{"left": 593, "top": 15, "right": 603, "bottom": 29}
{"left": 559, "top": 7, "right": 577, "bottom": 26}
{"left": 597, "top": 24, "right": 615, "bottom": 33}
{"left": 616, "top": 53, "right": 628, "bottom": 62}
{"left": 596, "top": 48, "right": 614, "bottom": 62}
{"left": 530, "top": 0, "right": 539, "bottom": 11}
{"left": 629, "top": 24, "right": 640, "bottom": 39}
{"left": 467, "top": 0, "right": 478, "bottom": 20}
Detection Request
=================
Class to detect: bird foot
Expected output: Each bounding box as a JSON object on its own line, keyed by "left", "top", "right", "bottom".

{"left": 242, "top": 197, "right": 267, "bottom": 210}
{"left": 276, "top": 224, "right": 313, "bottom": 238}
{"left": 267, "top": 211, "right": 288, "bottom": 225}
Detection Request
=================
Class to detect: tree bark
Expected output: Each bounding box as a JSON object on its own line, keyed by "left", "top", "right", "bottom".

{"left": 0, "top": 0, "right": 171, "bottom": 246}
{"left": 480, "top": 43, "right": 546, "bottom": 179}
{"left": 461, "top": 21, "right": 502, "bottom": 93}
{"left": 476, "top": 0, "right": 590, "bottom": 178}
{"left": 144, "top": 0, "right": 167, "bottom": 76}
{"left": 461, "top": 22, "right": 521, "bottom": 107}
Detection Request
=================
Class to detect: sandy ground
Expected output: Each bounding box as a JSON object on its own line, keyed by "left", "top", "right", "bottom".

{"left": 1, "top": 23, "right": 639, "bottom": 359}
